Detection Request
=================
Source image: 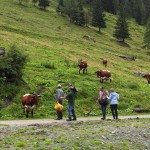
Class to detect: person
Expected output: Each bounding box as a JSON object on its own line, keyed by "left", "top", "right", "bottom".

{"left": 61, "top": 85, "right": 77, "bottom": 121}
{"left": 55, "top": 84, "right": 64, "bottom": 120}
{"left": 96, "top": 86, "right": 109, "bottom": 120}
{"left": 107, "top": 88, "right": 119, "bottom": 120}
{"left": 66, "top": 86, "right": 77, "bottom": 121}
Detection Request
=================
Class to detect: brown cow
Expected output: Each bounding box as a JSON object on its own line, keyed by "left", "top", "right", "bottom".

{"left": 78, "top": 61, "right": 87, "bottom": 74}
{"left": 142, "top": 74, "right": 150, "bottom": 84}
{"left": 102, "top": 58, "right": 107, "bottom": 67}
{"left": 95, "top": 70, "right": 111, "bottom": 83}
{"left": 21, "top": 94, "right": 39, "bottom": 118}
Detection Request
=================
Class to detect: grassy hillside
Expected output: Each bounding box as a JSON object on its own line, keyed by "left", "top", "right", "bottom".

{"left": 0, "top": 0, "right": 150, "bottom": 119}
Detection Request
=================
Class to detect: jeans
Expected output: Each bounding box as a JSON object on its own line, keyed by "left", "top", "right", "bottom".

{"left": 101, "top": 105, "right": 107, "bottom": 119}
{"left": 68, "top": 104, "right": 76, "bottom": 119}
{"left": 110, "top": 104, "right": 118, "bottom": 120}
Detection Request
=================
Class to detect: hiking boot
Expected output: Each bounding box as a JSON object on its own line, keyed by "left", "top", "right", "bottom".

{"left": 66, "top": 117, "right": 72, "bottom": 121}
{"left": 55, "top": 118, "right": 60, "bottom": 120}
{"left": 72, "top": 118, "right": 76, "bottom": 121}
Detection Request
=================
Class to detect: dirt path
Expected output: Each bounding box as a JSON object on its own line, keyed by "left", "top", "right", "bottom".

{"left": 0, "top": 115, "right": 150, "bottom": 127}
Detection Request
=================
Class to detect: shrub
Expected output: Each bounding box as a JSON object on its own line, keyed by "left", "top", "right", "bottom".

{"left": 0, "top": 44, "right": 27, "bottom": 84}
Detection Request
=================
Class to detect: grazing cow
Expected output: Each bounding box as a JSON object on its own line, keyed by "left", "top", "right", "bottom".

{"left": 95, "top": 70, "right": 111, "bottom": 83}
{"left": 78, "top": 61, "right": 87, "bottom": 74}
{"left": 102, "top": 58, "right": 107, "bottom": 67}
{"left": 21, "top": 94, "right": 39, "bottom": 118}
{"left": 142, "top": 74, "right": 150, "bottom": 84}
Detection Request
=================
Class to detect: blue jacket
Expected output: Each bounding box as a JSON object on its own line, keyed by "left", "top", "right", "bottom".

{"left": 108, "top": 92, "right": 119, "bottom": 105}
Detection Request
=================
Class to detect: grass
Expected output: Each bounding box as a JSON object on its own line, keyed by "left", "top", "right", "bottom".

{"left": 0, "top": 0, "right": 150, "bottom": 120}
{"left": 0, "top": 119, "right": 149, "bottom": 149}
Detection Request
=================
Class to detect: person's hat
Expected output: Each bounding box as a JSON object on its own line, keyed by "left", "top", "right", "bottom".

{"left": 57, "top": 84, "right": 61, "bottom": 88}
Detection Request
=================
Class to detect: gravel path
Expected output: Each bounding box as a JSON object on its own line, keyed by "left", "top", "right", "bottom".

{"left": 0, "top": 115, "right": 150, "bottom": 127}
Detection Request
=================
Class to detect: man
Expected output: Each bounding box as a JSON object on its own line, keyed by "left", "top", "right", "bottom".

{"left": 66, "top": 86, "right": 77, "bottom": 121}
{"left": 55, "top": 84, "right": 64, "bottom": 120}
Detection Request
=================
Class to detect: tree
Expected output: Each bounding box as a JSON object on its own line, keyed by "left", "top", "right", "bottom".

{"left": 64, "top": 0, "right": 85, "bottom": 26}
{"left": 92, "top": 0, "right": 106, "bottom": 32}
{"left": 77, "top": 0, "right": 85, "bottom": 26}
{"left": 57, "top": 0, "right": 65, "bottom": 14}
{"left": 144, "top": 18, "right": 150, "bottom": 49}
{"left": 32, "top": 0, "right": 39, "bottom": 5}
{"left": 18, "top": 0, "right": 29, "bottom": 5}
{"left": 113, "top": 5, "right": 129, "bottom": 42}
{"left": 38, "top": 0, "right": 50, "bottom": 10}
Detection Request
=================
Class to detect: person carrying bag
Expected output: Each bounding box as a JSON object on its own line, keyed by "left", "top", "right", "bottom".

{"left": 97, "top": 87, "right": 109, "bottom": 120}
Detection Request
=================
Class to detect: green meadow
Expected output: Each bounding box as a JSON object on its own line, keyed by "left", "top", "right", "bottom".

{"left": 0, "top": 0, "right": 150, "bottom": 119}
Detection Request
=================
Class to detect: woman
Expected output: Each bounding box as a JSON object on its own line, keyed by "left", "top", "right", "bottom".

{"left": 97, "top": 87, "right": 109, "bottom": 120}
{"left": 108, "top": 88, "right": 119, "bottom": 120}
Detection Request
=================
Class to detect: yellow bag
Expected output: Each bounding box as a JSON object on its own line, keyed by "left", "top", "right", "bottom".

{"left": 54, "top": 101, "right": 63, "bottom": 111}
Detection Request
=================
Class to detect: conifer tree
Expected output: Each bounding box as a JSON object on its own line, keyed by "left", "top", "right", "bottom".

{"left": 113, "top": 5, "right": 129, "bottom": 42}
{"left": 77, "top": 0, "right": 85, "bottom": 26}
{"left": 144, "top": 18, "right": 150, "bottom": 49}
{"left": 57, "top": 0, "right": 64, "bottom": 14}
{"left": 92, "top": 0, "right": 106, "bottom": 32}
{"left": 32, "top": 0, "right": 38, "bottom": 5}
{"left": 38, "top": 0, "right": 50, "bottom": 10}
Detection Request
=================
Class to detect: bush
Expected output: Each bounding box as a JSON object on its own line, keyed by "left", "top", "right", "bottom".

{"left": 0, "top": 44, "right": 27, "bottom": 84}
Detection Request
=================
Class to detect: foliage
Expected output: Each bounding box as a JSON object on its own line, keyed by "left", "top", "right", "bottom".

{"left": 0, "top": 44, "right": 27, "bottom": 84}
{"left": 38, "top": 0, "right": 50, "bottom": 10}
{"left": 113, "top": 5, "right": 130, "bottom": 42}
{"left": 18, "top": 0, "right": 30, "bottom": 5}
{"left": 92, "top": 0, "right": 106, "bottom": 32}
{"left": 144, "top": 18, "right": 150, "bottom": 49}
{"left": 64, "top": 0, "right": 85, "bottom": 26}
{"left": 0, "top": 0, "right": 149, "bottom": 119}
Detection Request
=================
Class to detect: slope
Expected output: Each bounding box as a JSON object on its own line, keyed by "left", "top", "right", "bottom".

{"left": 0, "top": 0, "right": 149, "bottom": 119}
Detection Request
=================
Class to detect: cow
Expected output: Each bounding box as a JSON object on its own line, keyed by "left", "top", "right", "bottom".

{"left": 142, "top": 74, "right": 150, "bottom": 84}
{"left": 78, "top": 61, "right": 87, "bottom": 74}
{"left": 21, "top": 94, "right": 39, "bottom": 118}
{"left": 102, "top": 58, "right": 107, "bottom": 67}
{"left": 95, "top": 70, "right": 111, "bottom": 83}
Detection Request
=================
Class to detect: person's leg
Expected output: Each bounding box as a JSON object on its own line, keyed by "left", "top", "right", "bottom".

{"left": 71, "top": 105, "right": 76, "bottom": 120}
{"left": 101, "top": 105, "right": 105, "bottom": 120}
{"left": 110, "top": 105, "right": 115, "bottom": 119}
{"left": 59, "top": 111, "right": 63, "bottom": 119}
{"left": 103, "top": 105, "right": 107, "bottom": 120}
{"left": 67, "top": 105, "right": 72, "bottom": 121}
{"left": 55, "top": 111, "right": 60, "bottom": 120}
{"left": 114, "top": 104, "right": 118, "bottom": 120}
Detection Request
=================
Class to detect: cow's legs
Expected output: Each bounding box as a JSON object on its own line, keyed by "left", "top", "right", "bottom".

{"left": 110, "top": 78, "right": 112, "bottom": 83}
{"left": 100, "top": 77, "right": 103, "bottom": 83}
{"left": 85, "top": 68, "right": 87, "bottom": 73}
{"left": 83, "top": 69, "right": 85, "bottom": 74}
{"left": 79, "top": 69, "right": 81, "bottom": 74}
{"left": 31, "top": 109, "right": 33, "bottom": 118}
{"left": 26, "top": 111, "right": 29, "bottom": 118}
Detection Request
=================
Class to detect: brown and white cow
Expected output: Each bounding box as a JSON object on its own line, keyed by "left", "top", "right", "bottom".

{"left": 102, "top": 58, "right": 107, "bottom": 67}
{"left": 142, "top": 74, "right": 150, "bottom": 84}
{"left": 95, "top": 70, "right": 111, "bottom": 83}
{"left": 21, "top": 94, "right": 39, "bottom": 118}
{"left": 78, "top": 61, "right": 88, "bottom": 74}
